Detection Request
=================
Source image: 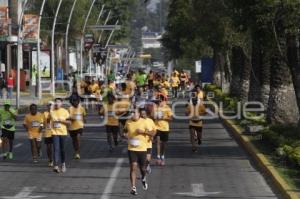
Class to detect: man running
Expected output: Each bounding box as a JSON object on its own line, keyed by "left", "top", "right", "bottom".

{"left": 154, "top": 95, "right": 172, "bottom": 166}
{"left": 43, "top": 101, "right": 54, "bottom": 167}
{"left": 123, "top": 109, "right": 150, "bottom": 195}
{"left": 186, "top": 97, "right": 206, "bottom": 152}
{"left": 170, "top": 72, "right": 180, "bottom": 98}
{"left": 50, "top": 98, "right": 70, "bottom": 173}
{"left": 69, "top": 98, "right": 86, "bottom": 159}
{"left": 0, "top": 101, "right": 17, "bottom": 160}
{"left": 23, "top": 104, "right": 44, "bottom": 163}
{"left": 100, "top": 93, "right": 120, "bottom": 152}
{"left": 140, "top": 108, "right": 157, "bottom": 174}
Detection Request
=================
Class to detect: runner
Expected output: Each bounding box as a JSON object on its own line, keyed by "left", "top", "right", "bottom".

{"left": 186, "top": 97, "right": 206, "bottom": 152}
{"left": 50, "top": 98, "right": 70, "bottom": 173}
{"left": 23, "top": 104, "right": 44, "bottom": 163}
{"left": 123, "top": 109, "right": 150, "bottom": 195}
{"left": 0, "top": 101, "right": 17, "bottom": 160}
{"left": 69, "top": 98, "right": 86, "bottom": 160}
{"left": 170, "top": 72, "right": 180, "bottom": 98}
{"left": 43, "top": 101, "right": 54, "bottom": 167}
{"left": 140, "top": 108, "right": 157, "bottom": 174}
{"left": 100, "top": 93, "right": 120, "bottom": 152}
{"left": 147, "top": 70, "right": 154, "bottom": 89}
{"left": 154, "top": 95, "right": 172, "bottom": 166}
{"left": 194, "top": 84, "right": 205, "bottom": 101}
{"left": 125, "top": 73, "right": 136, "bottom": 98}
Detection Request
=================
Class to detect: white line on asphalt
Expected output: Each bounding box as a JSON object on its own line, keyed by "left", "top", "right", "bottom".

{"left": 100, "top": 158, "right": 125, "bottom": 199}
{"left": 0, "top": 186, "right": 45, "bottom": 199}
{"left": 100, "top": 147, "right": 127, "bottom": 199}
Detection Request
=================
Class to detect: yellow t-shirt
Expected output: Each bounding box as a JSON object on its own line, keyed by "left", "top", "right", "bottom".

{"left": 142, "top": 118, "right": 156, "bottom": 149}
{"left": 100, "top": 103, "right": 119, "bottom": 126}
{"left": 89, "top": 83, "right": 99, "bottom": 94}
{"left": 125, "top": 119, "right": 147, "bottom": 152}
{"left": 186, "top": 103, "right": 206, "bottom": 127}
{"left": 171, "top": 76, "right": 180, "bottom": 87}
{"left": 125, "top": 80, "right": 136, "bottom": 96}
{"left": 43, "top": 111, "right": 53, "bottom": 138}
{"left": 23, "top": 113, "right": 44, "bottom": 139}
{"left": 155, "top": 104, "right": 172, "bottom": 132}
{"left": 50, "top": 108, "right": 70, "bottom": 136}
{"left": 197, "top": 91, "right": 205, "bottom": 100}
{"left": 69, "top": 105, "right": 86, "bottom": 131}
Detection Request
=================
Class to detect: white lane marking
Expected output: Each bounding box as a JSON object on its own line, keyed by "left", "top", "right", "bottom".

{"left": 100, "top": 158, "right": 125, "bottom": 199}
{"left": 0, "top": 186, "right": 46, "bottom": 199}
{"left": 174, "top": 183, "right": 220, "bottom": 197}
{"left": 100, "top": 147, "right": 127, "bottom": 199}
{"left": 0, "top": 143, "right": 23, "bottom": 157}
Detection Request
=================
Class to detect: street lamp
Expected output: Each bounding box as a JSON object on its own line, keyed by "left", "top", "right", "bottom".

{"left": 16, "top": 0, "right": 28, "bottom": 109}
{"left": 51, "top": 0, "right": 63, "bottom": 97}
{"left": 80, "top": 0, "right": 97, "bottom": 79}
{"left": 37, "top": 0, "right": 47, "bottom": 100}
{"left": 65, "top": 0, "right": 78, "bottom": 75}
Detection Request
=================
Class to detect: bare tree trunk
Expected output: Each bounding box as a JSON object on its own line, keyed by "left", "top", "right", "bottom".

{"left": 287, "top": 34, "right": 300, "bottom": 127}
{"left": 267, "top": 44, "right": 299, "bottom": 124}
{"left": 213, "top": 48, "right": 222, "bottom": 88}
{"left": 230, "top": 46, "right": 243, "bottom": 97}
{"left": 249, "top": 39, "right": 261, "bottom": 102}
{"left": 239, "top": 48, "right": 251, "bottom": 104}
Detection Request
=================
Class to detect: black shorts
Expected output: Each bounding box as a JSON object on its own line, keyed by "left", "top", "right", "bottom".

{"left": 128, "top": 150, "right": 147, "bottom": 166}
{"left": 147, "top": 148, "right": 152, "bottom": 154}
{"left": 189, "top": 126, "right": 203, "bottom": 132}
{"left": 106, "top": 125, "right": 119, "bottom": 134}
{"left": 156, "top": 130, "right": 169, "bottom": 142}
{"left": 44, "top": 137, "right": 53, "bottom": 144}
{"left": 1, "top": 129, "right": 15, "bottom": 140}
{"left": 69, "top": 129, "right": 83, "bottom": 137}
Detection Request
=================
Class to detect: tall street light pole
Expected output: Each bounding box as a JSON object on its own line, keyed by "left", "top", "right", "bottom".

{"left": 37, "top": 0, "right": 47, "bottom": 100}
{"left": 16, "top": 0, "right": 28, "bottom": 109}
{"left": 51, "top": 0, "right": 63, "bottom": 97}
{"left": 80, "top": 0, "right": 97, "bottom": 79}
{"left": 65, "top": 0, "right": 78, "bottom": 75}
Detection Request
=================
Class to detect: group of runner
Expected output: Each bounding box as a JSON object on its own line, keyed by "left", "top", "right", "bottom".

{"left": 0, "top": 69, "right": 205, "bottom": 196}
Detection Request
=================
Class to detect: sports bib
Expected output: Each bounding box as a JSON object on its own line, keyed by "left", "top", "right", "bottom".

{"left": 53, "top": 122, "right": 61, "bottom": 129}
{"left": 129, "top": 138, "right": 140, "bottom": 147}
{"left": 73, "top": 114, "right": 82, "bottom": 121}
{"left": 31, "top": 121, "right": 40, "bottom": 128}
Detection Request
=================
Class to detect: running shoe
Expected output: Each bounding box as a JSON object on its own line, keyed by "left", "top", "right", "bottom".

{"left": 61, "top": 163, "right": 67, "bottom": 173}
{"left": 74, "top": 153, "right": 80, "bottom": 160}
{"left": 130, "top": 186, "right": 138, "bottom": 195}
{"left": 2, "top": 152, "right": 7, "bottom": 160}
{"left": 8, "top": 152, "right": 13, "bottom": 160}
{"left": 48, "top": 161, "right": 54, "bottom": 167}
{"left": 33, "top": 159, "right": 38, "bottom": 163}
{"left": 198, "top": 139, "right": 202, "bottom": 145}
{"left": 146, "top": 164, "right": 152, "bottom": 174}
{"left": 53, "top": 166, "right": 60, "bottom": 173}
{"left": 142, "top": 178, "right": 148, "bottom": 190}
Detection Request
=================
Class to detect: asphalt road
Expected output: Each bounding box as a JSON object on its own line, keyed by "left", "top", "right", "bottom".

{"left": 0, "top": 109, "right": 278, "bottom": 199}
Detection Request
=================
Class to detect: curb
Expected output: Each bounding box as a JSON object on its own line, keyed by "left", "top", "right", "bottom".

{"left": 222, "top": 119, "right": 299, "bottom": 199}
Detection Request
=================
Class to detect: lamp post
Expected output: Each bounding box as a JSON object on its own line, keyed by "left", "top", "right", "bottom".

{"left": 16, "top": 0, "right": 28, "bottom": 109}
{"left": 51, "top": 0, "right": 63, "bottom": 97}
{"left": 65, "top": 0, "right": 78, "bottom": 75}
{"left": 37, "top": 0, "right": 47, "bottom": 100}
{"left": 80, "top": 0, "right": 97, "bottom": 79}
